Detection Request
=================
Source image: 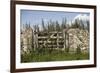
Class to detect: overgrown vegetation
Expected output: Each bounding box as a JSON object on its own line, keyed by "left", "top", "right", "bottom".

{"left": 21, "top": 48, "right": 89, "bottom": 63}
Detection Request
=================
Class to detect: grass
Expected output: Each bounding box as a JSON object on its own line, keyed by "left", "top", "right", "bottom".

{"left": 21, "top": 48, "right": 89, "bottom": 63}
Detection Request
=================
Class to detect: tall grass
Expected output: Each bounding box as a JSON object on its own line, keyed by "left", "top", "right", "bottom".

{"left": 21, "top": 48, "right": 89, "bottom": 63}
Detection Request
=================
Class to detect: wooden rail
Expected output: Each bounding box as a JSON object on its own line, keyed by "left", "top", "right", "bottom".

{"left": 33, "top": 31, "right": 69, "bottom": 50}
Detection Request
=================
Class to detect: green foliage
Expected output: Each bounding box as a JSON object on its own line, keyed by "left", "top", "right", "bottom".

{"left": 76, "top": 45, "right": 82, "bottom": 60}
{"left": 76, "top": 45, "right": 81, "bottom": 54}
{"left": 21, "top": 48, "right": 89, "bottom": 63}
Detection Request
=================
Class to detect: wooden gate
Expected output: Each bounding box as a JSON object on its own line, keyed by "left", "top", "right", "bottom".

{"left": 33, "top": 30, "right": 69, "bottom": 50}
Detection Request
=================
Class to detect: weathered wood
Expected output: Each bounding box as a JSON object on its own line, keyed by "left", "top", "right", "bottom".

{"left": 33, "top": 31, "right": 66, "bottom": 49}
{"left": 57, "top": 32, "right": 59, "bottom": 49}
{"left": 34, "top": 32, "right": 38, "bottom": 49}
{"left": 63, "top": 30, "right": 66, "bottom": 50}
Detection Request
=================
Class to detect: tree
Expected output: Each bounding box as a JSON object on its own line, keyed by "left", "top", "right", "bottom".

{"left": 49, "top": 20, "right": 55, "bottom": 31}
{"left": 80, "top": 20, "right": 85, "bottom": 29}
{"left": 71, "top": 19, "right": 80, "bottom": 28}
{"left": 55, "top": 21, "right": 60, "bottom": 31}
{"left": 61, "top": 18, "right": 67, "bottom": 30}
{"left": 41, "top": 19, "right": 46, "bottom": 31}
{"left": 25, "top": 23, "right": 28, "bottom": 29}
{"left": 33, "top": 25, "right": 39, "bottom": 32}
{"left": 47, "top": 22, "right": 50, "bottom": 32}
{"left": 86, "top": 20, "right": 90, "bottom": 32}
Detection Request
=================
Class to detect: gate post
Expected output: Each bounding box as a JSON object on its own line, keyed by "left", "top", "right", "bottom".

{"left": 63, "top": 30, "right": 66, "bottom": 50}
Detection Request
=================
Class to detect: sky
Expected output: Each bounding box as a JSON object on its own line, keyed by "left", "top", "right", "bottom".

{"left": 20, "top": 10, "right": 89, "bottom": 28}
